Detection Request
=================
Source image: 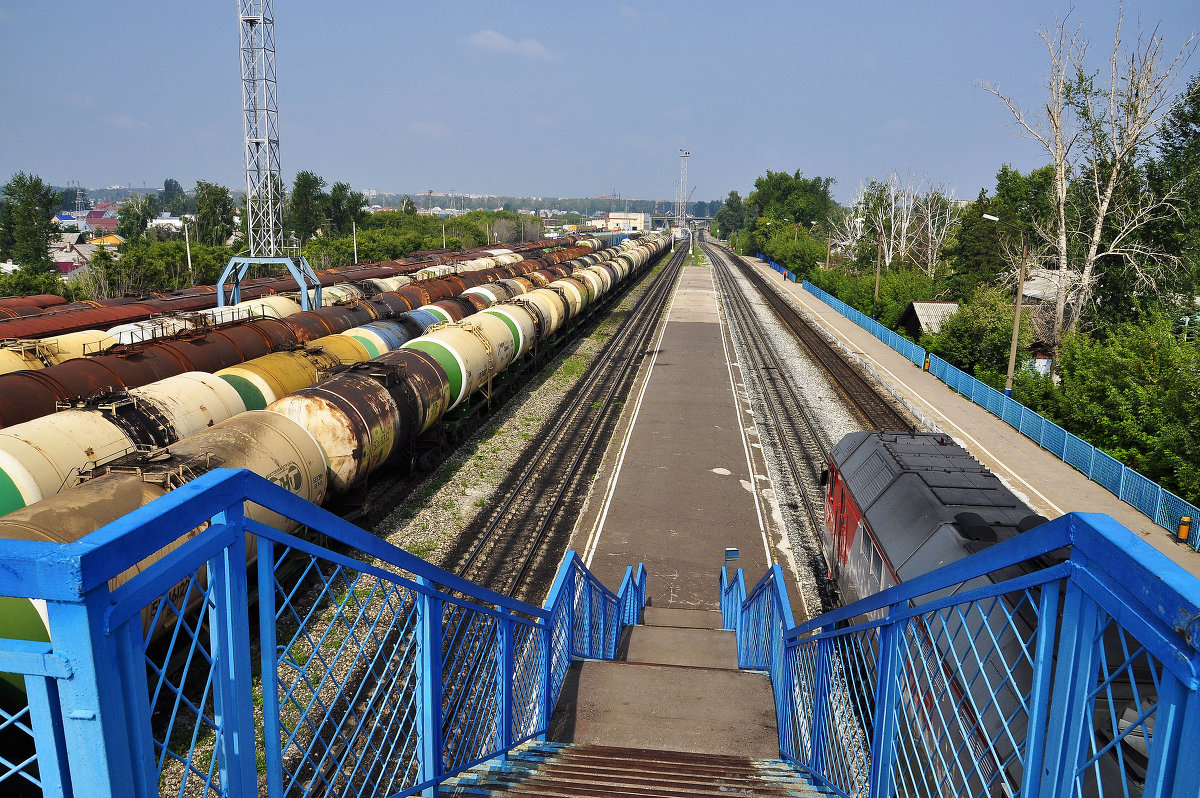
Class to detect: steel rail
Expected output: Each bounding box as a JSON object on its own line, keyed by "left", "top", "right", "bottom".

{"left": 705, "top": 242, "right": 830, "bottom": 560}
{"left": 727, "top": 249, "right": 914, "bottom": 433}
{"left": 453, "top": 244, "right": 688, "bottom": 599}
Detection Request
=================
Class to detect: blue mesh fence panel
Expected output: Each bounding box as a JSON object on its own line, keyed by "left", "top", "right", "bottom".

{"left": 1018, "top": 406, "right": 1044, "bottom": 440}
{"left": 1119, "top": 469, "right": 1162, "bottom": 520}
{"left": 0, "top": 698, "right": 39, "bottom": 793}
{"left": 1064, "top": 434, "right": 1095, "bottom": 474}
{"left": 1000, "top": 397, "right": 1022, "bottom": 428}
{"left": 1157, "top": 490, "right": 1200, "bottom": 547}
{"left": 1090, "top": 450, "right": 1124, "bottom": 494}
{"left": 1040, "top": 421, "right": 1068, "bottom": 459}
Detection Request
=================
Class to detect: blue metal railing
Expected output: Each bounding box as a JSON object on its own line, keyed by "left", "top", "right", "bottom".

{"left": 722, "top": 512, "right": 1200, "bottom": 797}
{"left": 757, "top": 253, "right": 800, "bottom": 283}
{"left": 0, "top": 468, "right": 646, "bottom": 797}
{"left": 801, "top": 280, "right": 1200, "bottom": 549}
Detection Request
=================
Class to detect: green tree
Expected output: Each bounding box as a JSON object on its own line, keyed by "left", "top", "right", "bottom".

{"left": 399, "top": 195, "right": 418, "bottom": 216}
{"left": 115, "top": 193, "right": 160, "bottom": 240}
{"left": 0, "top": 172, "right": 62, "bottom": 272}
{"left": 1053, "top": 314, "right": 1200, "bottom": 501}
{"left": 944, "top": 190, "right": 1005, "bottom": 301}
{"left": 924, "top": 285, "right": 1032, "bottom": 376}
{"left": 326, "top": 181, "right": 365, "bottom": 237}
{"left": 288, "top": 171, "right": 327, "bottom": 244}
{"left": 160, "top": 178, "right": 189, "bottom": 216}
{"left": 1145, "top": 70, "right": 1200, "bottom": 310}
{"left": 712, "top": 190, "right": 746, "bottom": 239}
{"left": 194, "top": 181, "right": 236, "bottom": 246}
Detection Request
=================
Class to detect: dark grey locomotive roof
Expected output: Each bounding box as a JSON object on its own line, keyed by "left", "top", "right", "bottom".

{"left": 832, "top": 431, "right": 1039, "bottom": 582}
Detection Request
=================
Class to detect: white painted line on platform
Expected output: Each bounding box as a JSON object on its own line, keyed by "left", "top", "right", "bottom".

{"left": 779, "top": 280, "right": 1065, "bottom": 517}
{"left": 714, "top": 270, "right": 772, "bottom": 567}
{"left": 583, "top": 269, "right": 684, "bottom": 567}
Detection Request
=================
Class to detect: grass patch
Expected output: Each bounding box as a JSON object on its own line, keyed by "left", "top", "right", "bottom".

{"left": 407, "top": 540, "right": 438, "bottom": 559}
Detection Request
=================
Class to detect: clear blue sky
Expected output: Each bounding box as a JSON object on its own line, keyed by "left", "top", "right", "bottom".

{"left": 1, "top": 1, "right": 1196, "bottom": 204}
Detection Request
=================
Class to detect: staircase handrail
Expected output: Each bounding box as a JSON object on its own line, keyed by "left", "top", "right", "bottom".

{"left": 722, "top": 512, "right": 1200, "bottom": 798}
{"left": 0, "top": 468, "right": 647, "bottom": 798}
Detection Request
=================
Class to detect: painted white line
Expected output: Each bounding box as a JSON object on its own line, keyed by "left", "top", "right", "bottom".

{"left": 582, "top": 269, "right": 684, "bottom": 567}
{"left": 713, "top": 268, "right": 773, "bottom": 566}
{"left": 777, "top": 278, "right": 1065, "bottom": 517}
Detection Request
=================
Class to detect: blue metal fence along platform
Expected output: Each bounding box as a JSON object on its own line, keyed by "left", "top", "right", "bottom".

{"left": 0, "top": 468, "right": 645, "bottom": 797}
{"left": 723, "top": 511, "right": 1200, "bottom": 797}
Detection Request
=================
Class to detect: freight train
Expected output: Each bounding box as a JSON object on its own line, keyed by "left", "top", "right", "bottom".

{"left": 0, "top": 232, "right": 671, "bottom": 703}
{"left": 0, "top": 241, "right": 603, "bottom": 428}
{"left": 822, "top": 430, "right": 1147, "bottom": 793}
{"left": 0, "top": 237, "right": 654, "bottom": 517}
{"left": 0, "top": 236, "right": 587, "bottom": 342}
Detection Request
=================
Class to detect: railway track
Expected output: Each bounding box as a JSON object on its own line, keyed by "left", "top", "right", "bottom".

{"left": 722, "top": 246, "right": 914, "bottom": 433}
{"left": 448, "top": 243, "right": 688, "bottom": 601}
{"left": 705, "top": 241, "right": 833, "bottom": 607}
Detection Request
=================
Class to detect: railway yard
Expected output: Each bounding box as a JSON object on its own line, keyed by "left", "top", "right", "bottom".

{"left": 1, "top": 228, "right": 1197, "bottom": 797}
{"left": 2, "top": 225, "right": 1193, "bottom": 635}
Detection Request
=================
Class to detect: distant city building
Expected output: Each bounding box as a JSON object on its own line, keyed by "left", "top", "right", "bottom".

{"left": 606, "top": 212, "right": 649, "bottom": 232}
{"left": 51, "top": 233, "right": 109, "bottom": 274}
{"left": 148, "top": 212, "right": 185, "bottom": 232}
{"left": 53, "top": 213, "right": 90, "bottom": 233}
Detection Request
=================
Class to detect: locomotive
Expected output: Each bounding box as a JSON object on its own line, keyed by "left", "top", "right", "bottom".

{"left": 821, "top": 430, "right": 1149, "bottom": 793}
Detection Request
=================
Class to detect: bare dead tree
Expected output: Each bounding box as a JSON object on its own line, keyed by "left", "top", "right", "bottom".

{"left": 913, "top": 184, "right": 962, "bottom": 280}
{"left": 828, "top": 184, "right": 868, "bottom": 262}
{"left": 981, "top": 15, "right": 1086, "bottom": 348}
{"left": 1069, "top": 13, "right": 1196, "bottom": 329}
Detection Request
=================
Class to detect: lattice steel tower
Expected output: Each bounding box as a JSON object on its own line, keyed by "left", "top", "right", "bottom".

{"left": 239, "top": 0, "right": 284, "bottom": 257}
{"left": 676, "top": 149, "right": 690, "bottom": 228}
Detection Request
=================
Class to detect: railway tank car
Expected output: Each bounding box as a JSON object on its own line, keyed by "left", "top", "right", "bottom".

{"left": 822, "top": 430, "right": 1147, "bottom": 794}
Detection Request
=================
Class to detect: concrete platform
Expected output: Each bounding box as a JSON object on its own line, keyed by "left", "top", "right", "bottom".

{"left": 574, "top": 266, "right": 787, "bottom": 609}
{"left": 623, "top": 626, "right": 739, "bottom": 669}
{"left": 752, "top": 258, "right": 1200, "bottom": 579}
{"left": 547, "top": 660, "right": 779, "bottom": 758}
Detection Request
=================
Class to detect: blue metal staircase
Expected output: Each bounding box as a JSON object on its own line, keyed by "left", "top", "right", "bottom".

{"left": 0, "top": 470, "right": 1197, "bottom": 797}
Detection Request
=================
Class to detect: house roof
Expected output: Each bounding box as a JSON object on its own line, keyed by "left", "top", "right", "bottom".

{"left": 899, "top": 301, "right": 959, "bottom": 335}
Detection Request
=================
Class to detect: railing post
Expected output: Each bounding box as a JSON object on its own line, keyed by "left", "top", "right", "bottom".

{"left": 418, "top": 579, "right": 444, "bottom": 797}
{"left": 807, "top": 633, "right": 832, "bottom": 777}
{"left": 498, "top": 609, "right": 514, "bottom": 755}
{"left": 538, "top": 619, "right": 553, "bottom": 740}
{"left": 22, "top": 673, "right": 72, "bottom": 798}
{"left": 1040, "top": 580, "right": 1103, "bottom": 798}
{"left": 257, "top": 539, "right": 283, "bottom": 797}
{"left": 867, "top": 608, "right": 906, "bottom": 798}
{"left": 44, "top": 594, "right": 142, "bottom": 797}
{"left": 565, "top": 561, "right": 577, "bottom": 660}
{"left": 1018, "top": 579, "right": 1061, "bottom": 798}
{"left": 207, "top": 505, "right": 258, "bottom": 798}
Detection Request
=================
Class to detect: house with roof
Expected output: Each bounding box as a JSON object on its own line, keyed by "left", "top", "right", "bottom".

{"left": 898, "top": 300, "right": 959, "bottom": 340}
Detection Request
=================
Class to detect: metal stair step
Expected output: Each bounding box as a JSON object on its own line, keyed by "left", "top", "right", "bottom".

{"left": 440, "top": 743, "right": 825, "bottom": 797}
